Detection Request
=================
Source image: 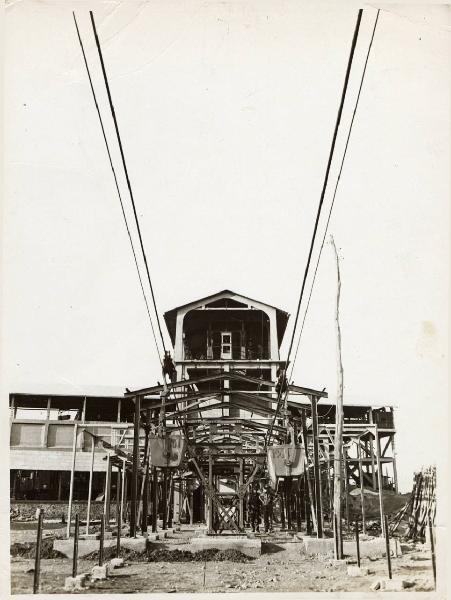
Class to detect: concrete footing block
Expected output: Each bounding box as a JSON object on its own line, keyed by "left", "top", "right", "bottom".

{"left": 91, "top": 565, "right": 109, "bottom": 581}
{"left": 347, "top": 566, "right": 370, "bottom": 577}
{"left": 64, "top": 574, "right": 88, "bottom": 591}
{"left": 109, "top": 558, "right": 124, "bottom": 569}
{"left": 371, "top": 578, "right": 408, "bottom": 592}
{"left": 190, "top": 535, "right": 261, "bottom": 558}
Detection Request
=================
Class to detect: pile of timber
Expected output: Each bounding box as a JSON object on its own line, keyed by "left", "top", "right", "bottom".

{"left": 390, "top": 466, "right": 436, "bottom": 540}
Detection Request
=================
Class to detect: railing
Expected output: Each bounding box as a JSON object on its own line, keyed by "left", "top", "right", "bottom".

{"left": 10, "top": 421, "right": 136, "bottom": 451}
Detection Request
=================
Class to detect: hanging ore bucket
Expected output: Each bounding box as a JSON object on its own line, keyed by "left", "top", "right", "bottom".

{"left": 267, "top": 445, "right": 305, "bottom": 485}
{"left": 149, "top": 433, "right": 187, "bottom": 467}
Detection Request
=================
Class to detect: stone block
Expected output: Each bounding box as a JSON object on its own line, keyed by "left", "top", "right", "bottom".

{"left": 91, "top": 564, "right": 109, "bottom": 581}
{"left": 302, "top": 536, "right": 401, "bottom": 559}
{"left": 190, "top": 535, "right": 261, "bottom": 558}
{"left": 380, "top": 579, "right": 408, "bottom": 591}
{"left": 109, "top": 558, "right": 124, "bottom": 569}
{"left": 54, "top": 536, "right": 146, "bottom": 558}
{"left": 64, "top": 574, "right": 88, "bottom": 591}
{"left": 347, "top": 566, "right": 370, "bottom": 577}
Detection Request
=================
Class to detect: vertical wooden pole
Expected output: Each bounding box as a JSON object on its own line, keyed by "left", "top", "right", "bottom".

{"left": 331, "top": 234, "right": 343, "bottom": 557}
{"left": 280, "top": 488, "right": 286, "bottom": 529}
{"left": 374, "top": 427, "right": 385, "bottom": 536}
{"left": 57, "top": 471, "right": 62, "bottom": 501}
{"left": 300, "top": 411, "right": 317, "bottom": 532}
{"left": 116, "top": 466, "right": 122, "bottom": 557}
{"left": 343, "top": 446, "right": 350, "bottom": 532}
{"left": 286, "top": 478, "right": 292, "bottom": 530}
{"left": 357, "top": 439, "right": 366, "bottom": 534}
{"left": 99, "top": 514, "right": 105, "bottom": 567}
{"left": 168, "top": 473, "right": 174, "bottom": 528}
{"left": 390, "top": 433, "right": 399, "bottom": 493}
{"left": 141, "top": 425, "right": 150, "bottom": 535}
{"left": 428, "top": 516, "right": 436, "bottom": 588}
{"left": 189, "top": 484, "right": 194, "bottom": 525}
{"left": 86, "top": 436, "right": 95, "bottom": 535}
{"left": 238, "top": 458, "right": 244, "bottom": 530}
{"left": 162, "top": 468, "right": 168, "bottom": 530}
{"left": 384, "top": 514, "right": 392, "bottom": 578}
{"left": 104, "top": 452, "right": 112, "bottom": 528}
{"left": 72, "top": 513, "right": 79, "bottom": 577}
{"left": 152, "top": 467, "right": 158, "bottom": 532}
{"left": 310, "top": 395, "right": 323, "bottom": 538}
{"left": 33, "top": 508, "right": 44, "bottom": 594}
{"left": 130, "top": 395, "right": 140, "bottom": 537}
{"left": 355, "top": 519, "right": 360, "bottom": 567}
{"left": 66, "top": 423, "right": 78, "bottom": 539}
{"left": 207, "top": 455, "right": 213, "bottom": 533}
{"left": 120, "top": 458, "right": 126, "bottom": 526}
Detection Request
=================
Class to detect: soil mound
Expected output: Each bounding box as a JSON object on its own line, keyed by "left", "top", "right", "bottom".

{"left": 10, "top": 538, "right": 66, "bottom": 559}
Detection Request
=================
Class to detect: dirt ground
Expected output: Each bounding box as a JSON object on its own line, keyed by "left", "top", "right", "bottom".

{"left": 10, "top": 524, "right": 435, "bottom": 594}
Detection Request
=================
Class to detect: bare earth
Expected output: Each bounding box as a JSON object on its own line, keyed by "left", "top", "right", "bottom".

{"left": 10, "top": 525, "right": 434, "bottom": 594}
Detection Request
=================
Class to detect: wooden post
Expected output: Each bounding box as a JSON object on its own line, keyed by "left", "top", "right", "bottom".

{"left": 86, "top": 436, "right": 95, "bottom": 535}
{"left": 343, "top": 446, "right": 350, "bottom": 531}
{"left": 357, "top": 439, "right": 366, "bottom": 534}
{"left": 286, "top": 478, "right": 292, "bottom": 531}
{"left": 104, "top": 452, "right": 112, "bottom": 528}
{"left": 331, "top": 235, "right": 343, "bottom": 557}
{"left": 300, "top": 410, "right": 317, "bottom": 531}
{"left": 152, "top": 467, "right": 158, "bottom": 532}
{"left": 384, "top": 514, "right": 392, "bottom": 578}
{"left": 390, "top": 432, "right": 399, "bottom": 493}
{"left": 116, "top": 466, "right": 122, "bottom": 557}
{"left": 130, "top": 395, "right": 141, "bottom": 537}
{"left": 295, "top": 484, "right": 302, "bottom": 532}
{"left": 238, "top": 458, "right": 244, "bottom": 530}
{"left": 72, "top": 513, "right": 79, "bottom": 577}
{"left": 168, "top": 472, "right": 174, "bottom": 528}
{"left": 189, "top": 485, "right": 194, "bottom": 525}
{"left": 120, "top": 458, "right": 126, "bottom": 527}
{"left": 162, "top": 468, "right": 168, "bottom": 530}
{"left": 310, "top": 395, "right": 323, "bottom": 538}
{"left": 280, "top": 488, "right": 286, "bottom": 529}
{"left": 99, "top": 514, "right": 105, "bottom": 567}
{"left": 207, "top": 454, "right": 213, "bottom": 533}
{"left": 33, "top": 508, "right": 44, "bottom": 594}
{"left": 368, "top": 412, "right": 377, "bottom": 490}
{"left": 428, "top": 515, "right": 436, "bottom": 588}
{"left": 66, "top": 423, "right": 78, "bottom": 539}
{"left": 374, "top": 427, "right": 385, "bottom": 536}
{"left": 141, "top": 461, "right": 149, "bottom": 535}
{"left": 355, "top": 519, "right": 360, "bottom": 567}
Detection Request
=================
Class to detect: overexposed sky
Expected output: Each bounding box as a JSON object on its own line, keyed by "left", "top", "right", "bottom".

{"left": 2, "top": 1, "right": 449, "bottom": 492}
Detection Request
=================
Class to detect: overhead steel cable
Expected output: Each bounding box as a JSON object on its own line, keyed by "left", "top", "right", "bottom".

{"left": 265, "top": 9, "right": 363, "bottom": 448}
{"left": 72, "top": 13, "right": 162, "bottom": 366}
{"left": 89, "top": 11, "right": 167, "bottom": 355}
{"left": 289, "top": 9, "right": 381, "bottom": 380}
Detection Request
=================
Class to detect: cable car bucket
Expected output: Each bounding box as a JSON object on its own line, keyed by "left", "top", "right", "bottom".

{"left": 267, "top": 444, "right": 305, "bottom": 485}
{"left": 149, "top": 433, "right": 187, "bottom": 468}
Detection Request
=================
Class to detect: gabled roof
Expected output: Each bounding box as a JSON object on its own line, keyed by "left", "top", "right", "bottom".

{"left": 164, "top": 289, "right": 289, "bottom": 346}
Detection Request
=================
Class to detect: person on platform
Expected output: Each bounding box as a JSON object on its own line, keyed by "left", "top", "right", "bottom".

{"left": 247, "top": 483, "right": 261, "bottom": 532}
{"left": 259, "top": 482, "right": 275, "bottom": 533}
{"left": 163, "top": 351, "right": 177, "bottom": 383}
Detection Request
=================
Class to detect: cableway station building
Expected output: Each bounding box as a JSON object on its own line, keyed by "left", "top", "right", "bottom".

{"left": 10, "top": 290, "right": 398, "bottom": 532}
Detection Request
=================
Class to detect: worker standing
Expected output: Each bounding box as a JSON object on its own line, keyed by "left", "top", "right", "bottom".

{"left": 248, "top": 483, "right": 261, "bottom": 532}
{"left": 259, "top": 482, "right": 274, "bottom": 533}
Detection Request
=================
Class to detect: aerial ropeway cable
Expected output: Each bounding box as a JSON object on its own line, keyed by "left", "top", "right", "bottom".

{"left": 89, "top": 11, "right": 168, "bottom": 356}
{"left": 288, "top": 9, "right": 381, "bottom": 383}
{"left": 72, "top": 13, "right": 163, "bottom": 365}
{"left": 265, "top": 8, "right": 364, "bottom": 448}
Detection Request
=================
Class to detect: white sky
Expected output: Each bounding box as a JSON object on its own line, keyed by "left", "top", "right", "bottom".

{"left": 2, "top": 1, "right": 449, "bottom": 493}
